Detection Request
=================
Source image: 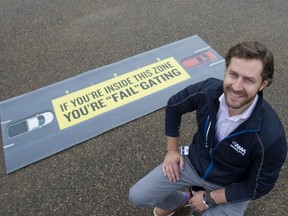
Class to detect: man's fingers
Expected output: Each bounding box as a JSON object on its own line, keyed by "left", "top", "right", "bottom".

{"left": 166, "top": 164, "right": 175, "bottom": 181}
{"left": 180, "top": 156, "right": 185, "bottom": 170}
{"left": 162, "top": 151, "right": 182, "bottom": 182}
{"left": 166, "top": 162, "right": 178, "bottom": 182}
{"left": 172, "top": 163, "right": 179, "bottom": 181}
{"left": 163, "top": 162, "right": 178, "bottom": 182}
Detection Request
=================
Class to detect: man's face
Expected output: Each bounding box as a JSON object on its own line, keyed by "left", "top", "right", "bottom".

{"left": 223, "top": 57, "right": 269, "bottom": 116}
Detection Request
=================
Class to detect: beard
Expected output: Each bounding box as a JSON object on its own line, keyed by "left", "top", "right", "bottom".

{"left": 224, "top": 85, "right": 256, "bottom": 110}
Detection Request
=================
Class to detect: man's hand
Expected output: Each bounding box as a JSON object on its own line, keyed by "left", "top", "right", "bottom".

{"left": 189, "top": 191, "right": 207, "bottom": 213}
{"left": 190, "top": 189, "right": 227, "bottom": 213}
{"left": 162, "top": 150, "right": 185, "bottom": 182}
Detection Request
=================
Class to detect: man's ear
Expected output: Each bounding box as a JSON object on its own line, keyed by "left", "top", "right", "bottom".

{"left": 259, "top": 79, "right": 270, "bottom": 91}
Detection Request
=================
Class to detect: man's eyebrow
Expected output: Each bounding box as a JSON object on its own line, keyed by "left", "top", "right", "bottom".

{"left": 229, "top": 70, "right": 257, "bottom": 80}
{"left": 228, "top": 69, "right": 238, "bottom": 74}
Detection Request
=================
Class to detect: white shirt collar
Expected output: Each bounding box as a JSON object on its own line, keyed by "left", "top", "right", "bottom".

{"left": 218, "top": 93, "right": 259, "bottom": 121}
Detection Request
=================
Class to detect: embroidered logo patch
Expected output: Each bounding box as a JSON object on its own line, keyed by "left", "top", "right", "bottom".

{"left": 230, "top": 141, "right": 246, "bottom": 156}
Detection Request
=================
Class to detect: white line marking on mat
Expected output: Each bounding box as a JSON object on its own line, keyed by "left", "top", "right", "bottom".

{"left": 209, "top": 59, "right": 225, "bottom": 67}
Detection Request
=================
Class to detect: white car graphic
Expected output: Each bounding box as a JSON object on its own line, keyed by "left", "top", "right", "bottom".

{"left": 7, "top": 112, "right": 54, "bottom": 138}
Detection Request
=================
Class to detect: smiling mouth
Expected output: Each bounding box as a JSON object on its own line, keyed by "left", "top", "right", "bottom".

{"left": 231, "top": 91, "right": 244, "bottom": 97}
{"left": 227, "top": 88, "right": 247, "bottom": 101}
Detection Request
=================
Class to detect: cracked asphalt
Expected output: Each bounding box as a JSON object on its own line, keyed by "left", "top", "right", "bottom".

{"left": 0, "top": 0, "right": 287, "bottom": 215}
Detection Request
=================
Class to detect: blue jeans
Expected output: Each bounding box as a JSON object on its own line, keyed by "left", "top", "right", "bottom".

{"left": 129, "top": 156, "right": 249, "bottom": 216}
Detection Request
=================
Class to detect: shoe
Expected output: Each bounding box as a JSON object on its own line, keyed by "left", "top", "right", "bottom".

{"left": 153, "top": 192, "right": 191, "bottom": 216}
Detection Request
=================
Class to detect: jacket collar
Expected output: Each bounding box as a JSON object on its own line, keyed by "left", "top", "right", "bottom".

{"left": 212, "top": 89, "right": 264, "bottom": 132}
{"left": 241, "top": 91, "right": 263, "bottom": 131}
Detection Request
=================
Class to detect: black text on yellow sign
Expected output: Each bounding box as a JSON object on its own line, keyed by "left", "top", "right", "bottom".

{"left": 52, "top": 57, "right": 190, "bottom": 130}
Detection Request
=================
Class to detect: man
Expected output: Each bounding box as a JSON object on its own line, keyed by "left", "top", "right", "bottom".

{"left": 129, "top": 41, "right": 287, "bottom": 216}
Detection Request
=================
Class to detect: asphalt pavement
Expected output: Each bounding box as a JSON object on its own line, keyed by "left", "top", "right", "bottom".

{"left": 0, "top": 0, "right": 287, "bottom": 215}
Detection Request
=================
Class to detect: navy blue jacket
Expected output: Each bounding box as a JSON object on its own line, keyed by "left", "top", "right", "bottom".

{"left": 165, "top": 78, "right": 287, "bottom": 202}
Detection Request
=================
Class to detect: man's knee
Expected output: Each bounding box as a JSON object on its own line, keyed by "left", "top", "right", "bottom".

{"left": 129, "top": 185, "right": 155, "bottom": 208}
{"left": 129, "top": 186, "right": 144, "bottom": 207}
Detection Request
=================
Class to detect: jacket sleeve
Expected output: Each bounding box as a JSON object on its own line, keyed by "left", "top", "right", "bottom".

{"left": 165, "top": 79, "right": 209, "bottom": 137}
{"left": 225, "top": 135, "right": 287, "bottom": 202}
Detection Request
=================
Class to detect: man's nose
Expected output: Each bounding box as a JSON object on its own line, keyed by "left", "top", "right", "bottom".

{"left": 232, "top": 78, "right": 244, "bottom": 91}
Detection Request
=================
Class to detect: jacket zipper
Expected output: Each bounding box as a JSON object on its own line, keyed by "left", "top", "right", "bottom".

{"left": 204, "top": 115, "right": 211, "bottom": 148}
{"left": 202, "top": 115, "right": 213, "bottom": 179}
{"left": 202, "top": 117, "right": 260, "bottom": 180}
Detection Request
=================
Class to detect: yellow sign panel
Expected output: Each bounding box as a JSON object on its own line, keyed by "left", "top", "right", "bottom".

{"left": 52, "top": 57, "right": 190, "bottom": 130}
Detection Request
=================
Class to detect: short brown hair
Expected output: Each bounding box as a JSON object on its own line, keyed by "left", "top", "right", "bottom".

{"left": 225, "top": 41, "right": 274, "bottom": 86}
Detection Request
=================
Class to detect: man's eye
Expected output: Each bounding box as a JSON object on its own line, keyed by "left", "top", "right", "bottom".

{"left": 246, "top": 78, "right": 254, "bottom": 84}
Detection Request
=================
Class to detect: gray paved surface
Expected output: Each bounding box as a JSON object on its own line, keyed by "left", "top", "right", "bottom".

{"left": 0, "top": 0, "right": 287, "bottom": 215}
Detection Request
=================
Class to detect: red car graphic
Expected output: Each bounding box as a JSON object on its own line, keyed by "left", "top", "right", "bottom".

{"left": 182, "top": 51, "right": 217, "bottom": 68}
